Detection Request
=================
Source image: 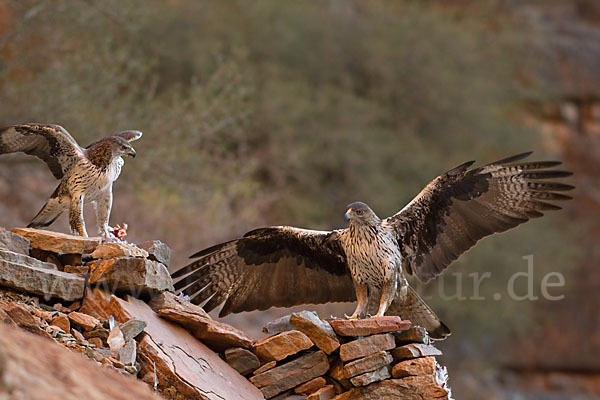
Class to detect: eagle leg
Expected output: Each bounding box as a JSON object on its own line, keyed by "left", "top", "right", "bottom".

{"left": 93, "top": 190, "right": 113, "bottom": 238}
{"left": 376, "top": 271, "right": 398, "bottom": 317}
{"left": 347, "top": 280, "right": 369, "bottom": 319}
{"left": 69, "top": 194, "right": 88, "bottom": 237}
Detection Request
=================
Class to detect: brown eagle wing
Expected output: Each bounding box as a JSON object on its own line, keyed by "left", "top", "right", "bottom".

{"left": 0, "top": 123, "right": 83, "bottom": 179}
{"left": 384, "top": 152, "right": 574, "bottom": 283}
{"left": 171, "top": 226, "right": 354, "bottom": 317}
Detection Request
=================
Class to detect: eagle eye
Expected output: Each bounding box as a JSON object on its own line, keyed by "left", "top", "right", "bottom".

{"left": 357, "top": 210, "right": 365, "bottom": 215}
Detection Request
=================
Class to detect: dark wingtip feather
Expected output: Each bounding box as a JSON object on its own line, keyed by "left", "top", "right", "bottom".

{"left": 429, "top": 320, "right": 451, "bottom": 340}
{"left": 446, "top": 160, "right": 475, "bottom": 176}
{"left": 485, "top": 151, "right": 533, "bottom": 166}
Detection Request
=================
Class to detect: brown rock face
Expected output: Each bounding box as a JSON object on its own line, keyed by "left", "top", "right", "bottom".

{"left": 11, "top": 228, "right": 101, "bottom": 254}
{"left": 138, "top": 240, "right": 172, "bottom": 267}
{"left": 253, "top": 330, "right": 314, "bottom": 362}
{"left": 0, "top": 323, "right": 161, "bottom": 399}
{"left": 115, "top": 295, "right": 263, "bottom": 400}
{"left": 68, "top": 311, "right": 100, "bottom": 331}
{"left": 330, "top": 316, "right": 411, "bottom": 337}
{"left": 339, "top": 333, "right": 396, "bottom": 362}
{"left": 254, "top": 360, "right": 277, "bottom": 375}
{"left": 294, "top": 376, "right": 326, "bottom": 395}
{"left": 350, "top": 365, "right": 392, "bottom": 387}
{"left": 91, "top": 242, "right": 149, "bottom": 259}
{"left": 391, "top": 343, "right": 442, "bottom": 362}
{"left": 334, "top": 377, "right": 449, "bottom": 400}
{"left": 289, "top": 311, "right": 340, "bottom": 355}
{"left": 392, "top": 356, "right": 437, "bottom": 378}
{"left": 153, "top": 306, "right": 253, "bottom": 352}
{"left": 250, "top": 350, "right": 330, "bottom": 399}
{"left": 343, "top": 350, "right": 393, "bottom": 379}
{"left": 87, "top": 257, "right": 174, "bottom": 296}
{"left": 0, "top": 250, "right": 84, "bottom": 301}
{"left": 307, "top": 384, "right": 336, "bottom": 400}
{"left": 0, "top": 228, "right": 30, "bottom": 255}
{"left": 225, "top": 347, "right": 261, "bottom": 375}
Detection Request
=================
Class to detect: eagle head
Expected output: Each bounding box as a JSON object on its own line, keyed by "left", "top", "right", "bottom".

{"left": 345, "top": 202, "right": 379, "bottom": 226}
{"left": 109, "top": 136, "right": 137, "bottom": 158}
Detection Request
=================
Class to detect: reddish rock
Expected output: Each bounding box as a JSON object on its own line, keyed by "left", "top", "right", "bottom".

{"left": 83, "top": 326, "right": 109, "bottom": 341}
{"left": 107, "top": 325, "right": 126, "bottom": 350}
{"left": 51, "top": 314, "right": 70, "bottom": 333}
{"left": 294, "top": 376, "right": 326, "bottom": 395}
{"left": 11, "top": 228, "right": 101, "bottom": 254}
{"left": 153, "top": 306, "right": 253, "bottom": 352}
{"left": 71, "top": 328, "right": 86, "bottom": 343}
{"left": 92, "top": 242, "right": 149, "bottom": 259}
{"left": 393, "top": 326, "right": 429, "bottom": 345}
{"left": 4, "top": 303, "right": 51, "bottom": 339}
{"left": 116, "top": 295, "right": 263, "bottom": 400}
{"left": 64, "top": 265, "right": 90, "bottom": 274}
{"left": 0, "top": 322, "right": 161, "bottom": 399}
{"left": 225, "top": 347, "right": 261, "bottom": 375}
{"left": 290, "top": 311, "right": 340, "bottom": 355}
{"left": 88, "top": 337, "right": 104, "bottom": 348}
{"left": 68, "top": 312, "right": 100, "bottom": 331}
{"left": 392, "top": 356, "right": 437, "bottom": 378}
{"left": 328, "top": 358, "right": 351, "bottom": 390}
{"left": 349, "top": 365, "right": 391, "bottom": 387}
{"left": 307, "top": 385, "right": 336, "bottom": 400}
{"left": 138, "top": 240, "right": 172, "bottom": 266}
{"left": 330, "top": 316, "right": 411, "bottom": 337}
{"left": 391, "top": 343, "right": 442, "bottom": 362}
{"left": 339, "top": 333, "right": 395, "bottom": 362}
{"left": 79, "top": 288, "right": 129, "bottom": 321}
{"left": 343, "top": 350, "right": 393, "bottom": 379}
{"left": 254, "top": 360, "right": 277, "bottom": 375}
{"left": 333, "top": 377, "right": 449, "bottom": 399}
{"left": 0, "top": 307, "right": 16, "bottom": 327}
{"left": 250, "top": 350, "right": 330, "bottom": 399}
{"left": 253, "top": 330, "right": 313, "bottom": 362}
{"left": 87, "top": 257, "right": 173, "bottom": 296}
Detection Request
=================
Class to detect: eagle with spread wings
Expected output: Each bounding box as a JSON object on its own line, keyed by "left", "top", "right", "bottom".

{"left": 0, "top": 123, "right": 141, "bottom": 237}
{"left": 172, "top": 153, "right": 573, "bottom": 339}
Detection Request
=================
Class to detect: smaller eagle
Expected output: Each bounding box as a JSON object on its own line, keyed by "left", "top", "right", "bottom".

{"left": 0, "top": 123, "right": 141, "bottom": 237}
{"left": 172, "top": 153, "right": 573, "bottom": 339}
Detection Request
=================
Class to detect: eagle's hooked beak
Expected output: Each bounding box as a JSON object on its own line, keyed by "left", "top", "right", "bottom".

{"left": 127, "top": 148, "right": 136, "bottom": 158}
{"left": 344, "top": 209, "right": 352, "bottom": 222}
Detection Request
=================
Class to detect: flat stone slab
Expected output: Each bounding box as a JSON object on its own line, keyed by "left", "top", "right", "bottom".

{"left": 330, "top": 316, "right": 411, "bottom": 337}
{"left": 0, "top": 228, "right": 30, "bottom": 255}
{"left": 225, "top": 347, "right": 261, "bottom": 375}
{"left": 349, "top": 365, "right": 391, "bottom": 387}
{"left": 91, "top": 243, "right": 149, "bottom": 259}
{"left": 307, "top": 384, "right": 336, "bottom": 400}
{"left": 392, "top": 356, "right": 437, "bottom": 378}
{"left": 0, "top": 252, "right": 85, "bottom": 301}
{"left": 253, "top": 360, "right": 276, "bottom": 375}
{"left": 250, "top": 350, "right": 330, "bottom": 399}
{"left": 290, "top": 311, "right": 340, "bottom": 355}
{"left": 295, "top": 376, "right": 326, "bottom": 395}
{"left": 87, "top": 257, "right": 174, "bottom": 296}
{"left": 333, "top": 377, "right": 449, "bottom": 399}
{"left": 391, "top": 343, "right": 442, "bottom": 362}
{"left": 149, "top": 291, "right": 211, "bottom": 319}
{"left": 253, "top": 330, "right": 314, "bottom": 362}
{"left": 11, "top": 228, "right": 101, "bottom": 254}
{"left": 114, "top": 295, "right": 264, "bottom": 400}
{"left": 393, "top": 326, "right": 429, "bottom": 345}
{"left": 339, "top": 334, "right": 396, "bottom": 362}
{"left": 153, "top": 304, "right": 254, "bottom": 351}
{"left": 68, "top": 311, "right": 100, "bottom": 331}
{"left": 263, "top": 314, "right": 292, "bottom": 334}
{"left": 343, "top": 350, "right": 393, "bottom": 379}
{"left": 138, "top": 240, "right": 172, "bottom": 266}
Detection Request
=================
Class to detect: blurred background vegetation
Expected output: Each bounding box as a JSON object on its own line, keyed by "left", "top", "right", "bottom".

{"left": 1, "top": 1, "right": 599, "bottom": 399}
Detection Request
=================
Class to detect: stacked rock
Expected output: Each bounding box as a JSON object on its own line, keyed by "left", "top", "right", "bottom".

{"left": 232, "top": 311, "right": 452, "bottom": 399}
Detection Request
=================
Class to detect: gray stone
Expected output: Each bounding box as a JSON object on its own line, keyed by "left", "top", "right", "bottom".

{"left": 0, "top": 228, "right": 30, "bottom": 255}
{"left": 0, "top": 251, "right": 85, "bottom": 301}
{"left": 138, "top": 240, "right": 172, "bottom": 267}
{"left": 119, "top": 318, "right": 147, "bottom": 342}
{"left": 263, "top": 314, "right": 292, "bottom": 335}
{"left": 349, "top": 365, "right": 391, "bottom": 387}
{"left": 87, "top": 257, "right": 174, "bottom": 297}
{"left": 224, "top": 347, "right": 261, "bottom": 375}
{"left": 120, "top": 339, "right": 137, "bottom": 366}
